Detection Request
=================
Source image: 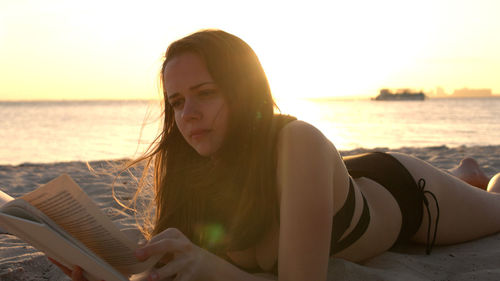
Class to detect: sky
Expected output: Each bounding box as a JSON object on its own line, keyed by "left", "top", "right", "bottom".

{"left": 1, "top": 0, "right": 499, "bottom": 101}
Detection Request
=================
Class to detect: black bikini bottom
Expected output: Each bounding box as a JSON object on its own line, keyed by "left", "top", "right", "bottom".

{"left": 331, "top": 152, "right": 438, "bottom": 255}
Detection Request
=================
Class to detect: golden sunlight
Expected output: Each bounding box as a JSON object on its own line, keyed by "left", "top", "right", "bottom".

{"left": 1, "top": 0, "right": 499, "bottom": 101}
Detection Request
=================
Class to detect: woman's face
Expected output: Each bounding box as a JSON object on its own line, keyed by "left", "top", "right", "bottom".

{"left": 163, "top": 52, "right": 229, "bottom": 157}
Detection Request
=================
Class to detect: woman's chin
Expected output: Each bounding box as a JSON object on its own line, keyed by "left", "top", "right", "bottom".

{"left": 193, "top": 146, "right": 217, "bottom": 157}
{"left": 189, "top": 139, "right": 223, "bottom": 157}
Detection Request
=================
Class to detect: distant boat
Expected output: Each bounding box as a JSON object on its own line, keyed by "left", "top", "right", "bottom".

{"left": 372, "top": 89, "right": 426, "bottom": 101}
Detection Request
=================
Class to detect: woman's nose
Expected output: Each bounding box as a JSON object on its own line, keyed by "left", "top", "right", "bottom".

{"left": 181, "top": 99, "right": 202, "bottom": 121}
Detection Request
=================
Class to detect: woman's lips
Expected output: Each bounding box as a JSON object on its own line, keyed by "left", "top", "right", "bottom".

{"left": 190, "top": 129, "right": 211, "bottom": 139}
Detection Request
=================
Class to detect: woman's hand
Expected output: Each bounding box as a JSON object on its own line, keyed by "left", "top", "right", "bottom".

{"left": 135, "top": 228, "right": 215, "bottom": 281}
{"left": 47, "top": 257, "right": 89, "bottom": 281}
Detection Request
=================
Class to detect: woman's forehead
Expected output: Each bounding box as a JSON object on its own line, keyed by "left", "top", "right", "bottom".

{"left": 163, "top": 53, "right": 214, "bottom": 93}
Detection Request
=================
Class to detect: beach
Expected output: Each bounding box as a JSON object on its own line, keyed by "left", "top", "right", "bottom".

{"left": 1, "top": 145, "right": 500, "bottom": 280}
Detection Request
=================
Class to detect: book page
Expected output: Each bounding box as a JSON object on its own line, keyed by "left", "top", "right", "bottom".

{"left": 2, "top": 198, "right": 109, "bottom": 261}
{"left": 0, "top": 211, "right": 128, "bottom": 281}
{"left": 0, "top": 189, "right": 14, "bottom": 233}
{"left": 0, "top": 188, "right": 14, "bottom": 208}
{"left": 20, "top": 174, "right": 159, "bottom": 274}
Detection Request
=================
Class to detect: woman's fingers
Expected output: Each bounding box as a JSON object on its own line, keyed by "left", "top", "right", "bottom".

{"left": 71, "top": 266, "right": 88, "bottom": 281}
{"left": 48, "top": 257, "right": 73, "bottom": 276}
{"left": 136, "top": 228, "right": 187, "bottom": 261}
{"left": 134, "top": 228, "right": 208, "bottom": 280}
{"left": 148, "top": 228, "right": 183, "bottom": 244}
{"left": 47, "top": 258, "right": 88, "bottom": 281}
{"left": 136, "top": 238, "right": 188, "bottom": 261}
{"left": 148, "top": 257, "right": 189, "bottom": 281}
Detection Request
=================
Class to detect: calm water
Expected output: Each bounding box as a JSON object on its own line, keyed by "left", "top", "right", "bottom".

{"left": 0, "top": 100, "right": 161, "bottom": 165}
{"left": 1, "top": 98, "right": 499, "bottom": 165}
{"left": 285, "top": 97, "right": 500, "bottom": 150}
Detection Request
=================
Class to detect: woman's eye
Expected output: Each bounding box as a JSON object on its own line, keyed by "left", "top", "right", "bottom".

{"left": 170, "top": 99, "right": 183, "bottom": 109}
{"left": 199, "top": 90, "right": 215, "bottom": 97}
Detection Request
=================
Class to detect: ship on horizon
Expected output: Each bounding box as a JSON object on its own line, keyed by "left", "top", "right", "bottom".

{"left": 372, "top": 89, "right": 426, "bottom": 101}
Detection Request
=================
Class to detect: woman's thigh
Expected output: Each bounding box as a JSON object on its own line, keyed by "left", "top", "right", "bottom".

{"left": 389, "top": 152, "right": 500, "bottom": 245}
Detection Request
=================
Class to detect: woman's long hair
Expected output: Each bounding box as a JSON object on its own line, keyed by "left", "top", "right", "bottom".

{"left": 134, "top": 29, "right": 280, "bottom": 254}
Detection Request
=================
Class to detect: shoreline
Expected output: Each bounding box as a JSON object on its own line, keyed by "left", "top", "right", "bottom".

{"left": 2, "top": 144, "right": 499, "bottom": 177}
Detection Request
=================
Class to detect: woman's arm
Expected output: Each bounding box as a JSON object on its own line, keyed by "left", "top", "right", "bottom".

{"left": 52, "top": 231, "right": 279, "bottom": 281}
{"left": 135, "top": 227, "right": 277, "bottom": 281}
{"left": 276, "top": 121, "right": 336, "bottom": 281}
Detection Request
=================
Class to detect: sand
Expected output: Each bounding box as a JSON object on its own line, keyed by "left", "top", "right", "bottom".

{"left": 1, "top": 145, "right": 500, "bottom": 280}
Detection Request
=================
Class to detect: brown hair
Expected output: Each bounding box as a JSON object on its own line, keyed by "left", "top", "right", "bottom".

{"left": 135, "top": 29, "right": 280, "bottom": 254}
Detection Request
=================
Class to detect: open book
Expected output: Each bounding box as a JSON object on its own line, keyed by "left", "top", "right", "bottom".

{"left": 0, "top": 174, "right": 159, "bottom": 281}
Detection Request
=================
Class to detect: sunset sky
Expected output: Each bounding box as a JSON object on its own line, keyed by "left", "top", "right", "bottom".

{"left": 1, "top": 0, "right": 499, "bottom": 101}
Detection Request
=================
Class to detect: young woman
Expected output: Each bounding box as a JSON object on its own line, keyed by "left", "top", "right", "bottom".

{"left": 55, "top": 29, "right": 500, "bottom": 281}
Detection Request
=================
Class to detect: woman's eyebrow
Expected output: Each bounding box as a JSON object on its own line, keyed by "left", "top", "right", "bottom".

{"left": 167, "top": 93, "right": 180, "bottom": 101}
{"left": 167, "top": 82, "right": 216, "bottom": 100}
{"left": 189, "top": 81, "right": 216, "bottom": 90}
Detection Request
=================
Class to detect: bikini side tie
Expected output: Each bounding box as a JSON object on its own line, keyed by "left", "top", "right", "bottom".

{"left": 418, "top": 178, "right": 440, "bottom": 255}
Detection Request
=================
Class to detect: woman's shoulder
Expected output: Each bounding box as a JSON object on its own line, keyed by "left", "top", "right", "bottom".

{"left": 277, "top": 119, "right": 328, "bottom": 144}
{"left": 275, "top": 118, "right": 332, "bottom": 158}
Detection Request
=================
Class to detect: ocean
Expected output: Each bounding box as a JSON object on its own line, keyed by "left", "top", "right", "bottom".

{"left": 1, "top": 97, "right": 499, "bottom": 165}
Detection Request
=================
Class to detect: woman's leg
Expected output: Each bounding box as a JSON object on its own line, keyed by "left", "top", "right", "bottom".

{"left": 389, "top": 152, "right": 500, "bottom": 245}
{"left": 448, "top": 158, "right": 500, "bottom": 193}
{"left": 487, "top": 173, "right": 500, "bottom": 193}
{"left": 448, "top": 158, "right": 491, "bottom": 189}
